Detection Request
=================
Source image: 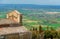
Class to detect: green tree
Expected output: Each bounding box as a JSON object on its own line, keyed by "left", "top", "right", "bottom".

{"left": 39, "top": 25, "right": 43, "bottom": 33}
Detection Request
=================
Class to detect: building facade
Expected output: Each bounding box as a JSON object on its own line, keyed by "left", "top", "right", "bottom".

{"left": 7, "top": 10, "right": 22, "bottom": 26}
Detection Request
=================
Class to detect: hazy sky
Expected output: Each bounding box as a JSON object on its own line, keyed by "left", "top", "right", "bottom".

{"left": 0, "top": 0, "right": 60, "bottom": 5}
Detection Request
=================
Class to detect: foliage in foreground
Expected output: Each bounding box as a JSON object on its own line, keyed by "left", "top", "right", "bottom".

{"left": 30, "top": 25, "right": 60, "bottom": 39}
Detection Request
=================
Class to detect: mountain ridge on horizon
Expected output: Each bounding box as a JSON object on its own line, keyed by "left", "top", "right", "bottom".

{"left": 0, "top": 4, "right": 60, "bottom": 13}
{"left": 0, "top": 4, "right": 60, "bottom": 9}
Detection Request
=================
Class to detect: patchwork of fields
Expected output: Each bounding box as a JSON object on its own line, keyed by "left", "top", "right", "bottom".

{"left": 0, "top": 9, "right": 60, "bottom": 30}
{"left": 20, "top": 9, "right": 60, "bottom": 30}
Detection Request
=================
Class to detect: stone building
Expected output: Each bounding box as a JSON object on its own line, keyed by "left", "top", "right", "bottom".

{"left": 0, "top": 10, "right": 32, "bottom": 39}
{"left": 7, "top": 10, "right": 22, "bottom": 26}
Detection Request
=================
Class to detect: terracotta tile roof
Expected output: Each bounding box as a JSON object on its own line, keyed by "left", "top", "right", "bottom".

{"left": 0, "top": 19, "right": 18, "bottom": 25}
{"left": 0, "top": 26, "right": 29, "bottom": 35}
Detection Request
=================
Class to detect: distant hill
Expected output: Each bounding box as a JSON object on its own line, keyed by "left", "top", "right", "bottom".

{"left": 0, "top": 4, "right": 60, "bottom": 12}
{"left": 0, "top": 4, "right": 60, "bottom": 9}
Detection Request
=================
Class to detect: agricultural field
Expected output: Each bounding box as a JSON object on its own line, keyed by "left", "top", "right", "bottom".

{"left": 0, "top": 9, "right": 60, "bottom": 30}
{"left": 20, "top": 9, "right": 60, "bottom": 30}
